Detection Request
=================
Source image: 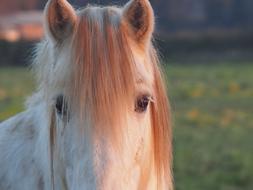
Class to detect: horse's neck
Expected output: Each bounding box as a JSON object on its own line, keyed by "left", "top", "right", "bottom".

{"left": 0, "top": 104, "right": 52, "bottom": 190}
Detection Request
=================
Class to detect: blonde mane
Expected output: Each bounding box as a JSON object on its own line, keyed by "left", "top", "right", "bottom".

{"left": 70, "top": 7, "right": 136, "bottom": 133}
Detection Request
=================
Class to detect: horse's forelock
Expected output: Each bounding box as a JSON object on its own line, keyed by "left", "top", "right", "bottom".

{"left": 67, "top": 7, "right": 136, "bottom": 138}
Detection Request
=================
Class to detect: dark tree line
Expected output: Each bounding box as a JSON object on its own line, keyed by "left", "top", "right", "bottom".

{"left": 1, "top": 0, "right": 253, "bottom": 31}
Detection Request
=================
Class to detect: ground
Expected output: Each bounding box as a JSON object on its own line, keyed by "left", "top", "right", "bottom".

{"left": 0, "top": 63, "right": 252, "bottom": 190}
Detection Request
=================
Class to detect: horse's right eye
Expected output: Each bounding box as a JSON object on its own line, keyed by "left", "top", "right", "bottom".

{"left": 55, "top": 95, "right": 68, "bottom": 116}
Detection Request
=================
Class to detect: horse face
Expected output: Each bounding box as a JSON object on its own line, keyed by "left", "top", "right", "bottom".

{"left": 40, "top": 0, "right": 171, "bottom": 189}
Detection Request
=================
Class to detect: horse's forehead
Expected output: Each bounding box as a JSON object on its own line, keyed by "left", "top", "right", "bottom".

{"left": 133, "top": 51, "right": 154, "bottom": 88}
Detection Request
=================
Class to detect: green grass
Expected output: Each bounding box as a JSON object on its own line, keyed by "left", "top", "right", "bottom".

{"left": 164, "top": 63, "right": 253, "bottom": 190}
{"left": 0, "top": 67, "right": 35, "bottom": 120}
{"left": 0, "top": 64, "right": 253, "bottom": 190}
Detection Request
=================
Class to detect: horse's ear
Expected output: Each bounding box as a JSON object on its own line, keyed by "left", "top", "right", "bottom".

{"left": 44, "top": 0, "right": 77, "bottom": 43}
{"left": 122, "top": 0, "right": 154, "bottom": 44}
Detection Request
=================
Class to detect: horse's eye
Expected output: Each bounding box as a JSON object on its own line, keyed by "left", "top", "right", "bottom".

{"left": 55, "top": 95, "right": 68, "bottom": 116}
{"left": 135, "top": 95, "right": 151, "bottom": 113}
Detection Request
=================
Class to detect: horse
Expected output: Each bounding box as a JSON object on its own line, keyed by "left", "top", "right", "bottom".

{"left": 0, "top": 0, "right": 173, "bottom": 189}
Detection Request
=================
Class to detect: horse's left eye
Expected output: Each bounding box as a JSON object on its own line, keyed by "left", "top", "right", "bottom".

{"left": 55, "top": 95, "right": 68, "bottom": 116}
{"left": 135, "top": 95, "right": 151, "bottom": 113}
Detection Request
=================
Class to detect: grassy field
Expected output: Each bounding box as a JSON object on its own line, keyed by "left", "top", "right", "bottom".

{"left": 0, "top": 64, "right": 253, "bottom": 190}
{"left": 0, "top": 67, "right": 34, "bottom": 120}
{"left": 163, "top": 63, "right": 253, "bottom": 190}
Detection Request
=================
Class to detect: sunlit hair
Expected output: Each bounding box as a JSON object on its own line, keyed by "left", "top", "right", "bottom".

{"left": 68, "top": 7, "right": 136, "bottom": 136}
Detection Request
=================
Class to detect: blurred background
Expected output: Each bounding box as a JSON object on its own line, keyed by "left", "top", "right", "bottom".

{"left": 0, "top": 0, "right": 252, "bottom": 189}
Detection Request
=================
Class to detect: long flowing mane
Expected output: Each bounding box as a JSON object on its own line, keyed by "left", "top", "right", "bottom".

{"left": 70, "top": 7, "right": 136, "bottom": 134}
